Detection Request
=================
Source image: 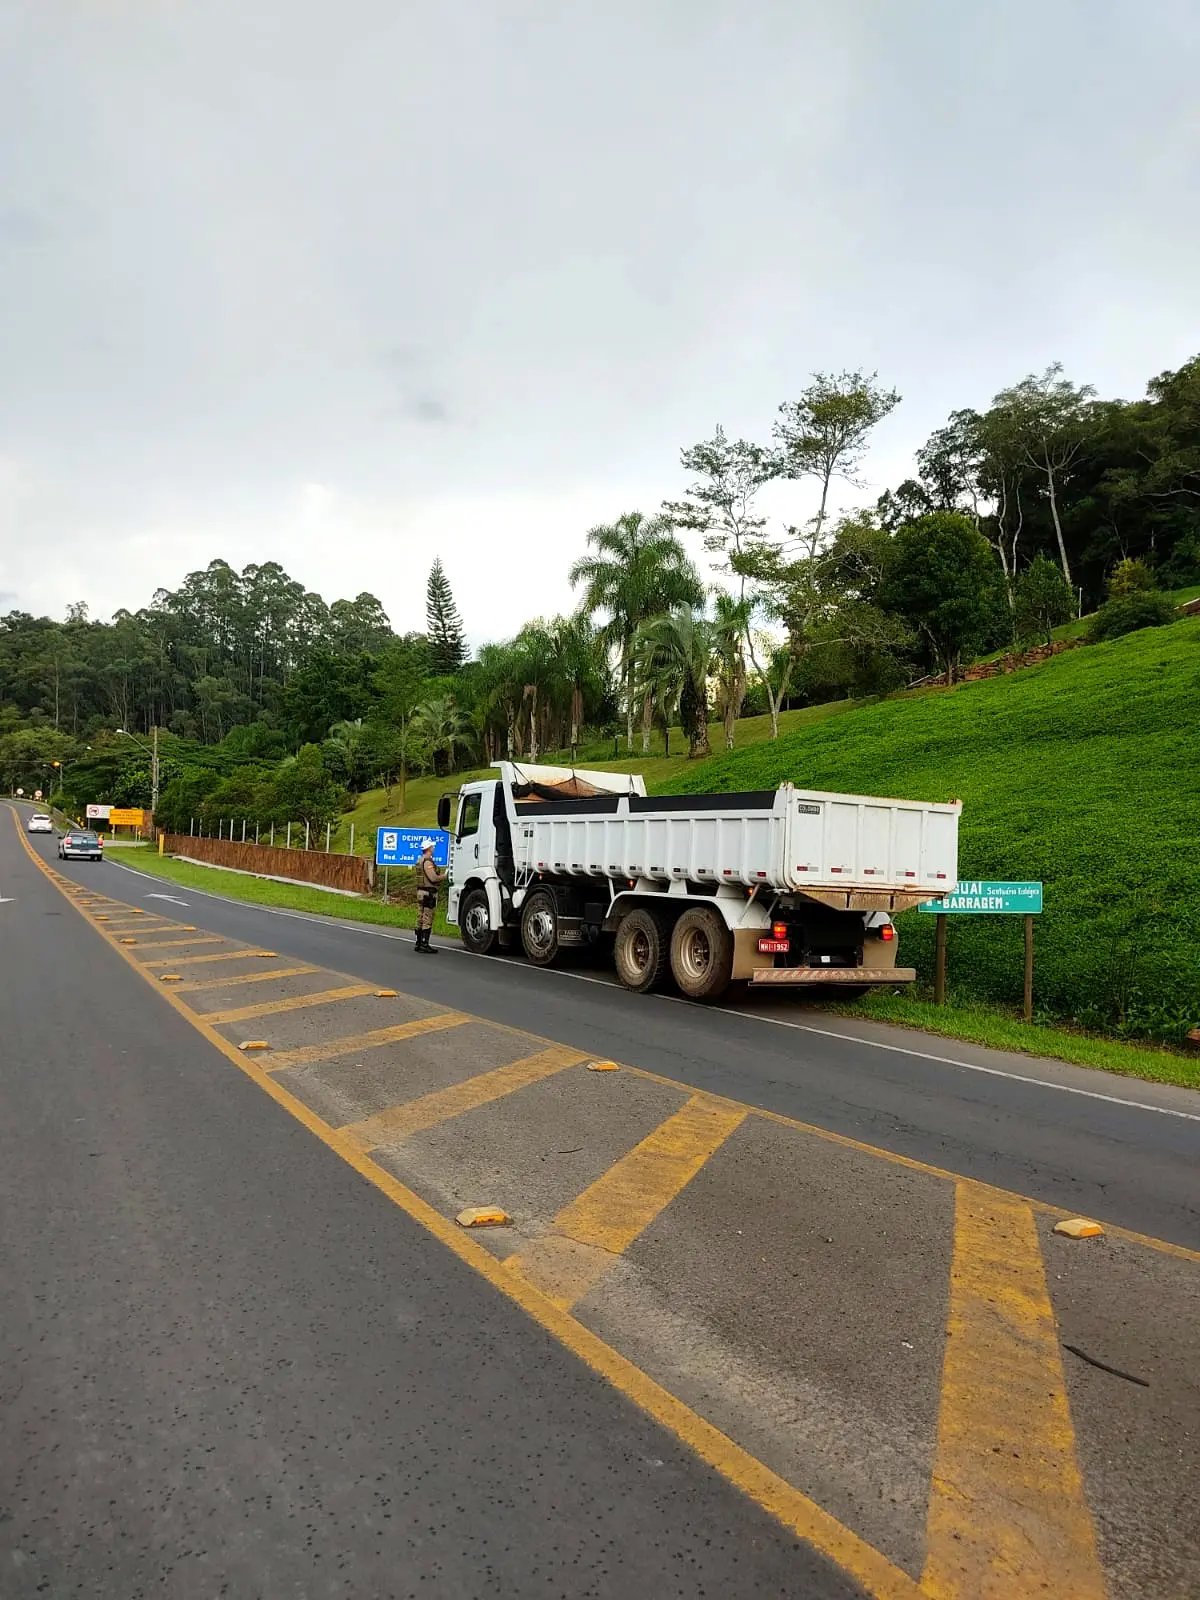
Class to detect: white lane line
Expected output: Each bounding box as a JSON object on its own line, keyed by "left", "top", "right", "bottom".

{"left": 108, "top": 859, "right": 1200, "bottom": 1125}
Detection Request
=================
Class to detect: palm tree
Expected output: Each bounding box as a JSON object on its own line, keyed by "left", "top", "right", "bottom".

{"left": 546, "top": 614, "right": 610, "bottom": 756}
{"left": 569, "top": 512, "right": 704, "bottom": 751}
{"left": 635, "top": 606, "right": 712, "bottom": 759}
{"left": 411, "top": 695, "right": 474, "bottom": 777}
{"left": 710, "top": 593, "right": 750, "bottom": 750}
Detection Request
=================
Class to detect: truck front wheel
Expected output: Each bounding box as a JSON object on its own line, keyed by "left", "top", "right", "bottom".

{"left": 670, "top": 906, "right": 733, "bottom": 1000}
{"left": 613, "top": 908, "right": 671, "bottom": 993}
{"left": 520, "top": 887, "right": 560, "bottom": 966}
{"left": 459, "top": 887, "right": 497, "bottom": 955}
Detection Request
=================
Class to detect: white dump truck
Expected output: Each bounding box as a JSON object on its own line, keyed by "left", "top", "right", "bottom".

{"left": 438, "top": 762, "right": 960, "bottom": 1001}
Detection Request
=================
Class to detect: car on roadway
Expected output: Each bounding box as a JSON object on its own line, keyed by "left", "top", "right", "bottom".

{"left": 26, "top": 813, "right": 54, "bottom": 834}
{"left": 58, "top": 828, "right": 104, "bottom": 862}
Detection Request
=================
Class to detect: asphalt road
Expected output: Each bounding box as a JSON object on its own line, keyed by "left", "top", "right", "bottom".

{"left": 0, "top": 824, "right": 858, "bottom": 1599}
{"left": 4, "top": 815, "right": 1199, "bottom": 1598}
{"left": 77, "top": 846, "right": 1200, "bottom": 1250}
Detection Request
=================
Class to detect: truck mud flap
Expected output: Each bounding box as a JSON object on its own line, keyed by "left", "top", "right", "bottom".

{"left": 750, "top": 966, "right": 916, "bottom": 987}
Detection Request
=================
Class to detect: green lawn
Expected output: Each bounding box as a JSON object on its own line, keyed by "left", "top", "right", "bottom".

{"left": 829, "top": 992, "right": 1199, "bottom": 1089}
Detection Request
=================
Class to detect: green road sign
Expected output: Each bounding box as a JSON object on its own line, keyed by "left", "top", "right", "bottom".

{"left": 918, "top": 880, "right": 1043, "bottom": 915}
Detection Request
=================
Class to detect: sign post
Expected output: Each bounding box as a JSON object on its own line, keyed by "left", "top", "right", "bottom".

{"left": 934, "top": 914, "right": 947, "bottom": 1006}
{"left": 918, "top": 881, "right": 1044, "bottom": 1015}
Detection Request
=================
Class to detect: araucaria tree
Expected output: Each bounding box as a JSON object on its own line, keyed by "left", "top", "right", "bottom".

{"left": 425, "top": 559, "right": 465, "bottom": 675}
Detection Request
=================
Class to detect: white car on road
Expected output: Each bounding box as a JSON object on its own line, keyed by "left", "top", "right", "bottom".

{"left": 26, "top": 813, "right": 54, "bottom": 834}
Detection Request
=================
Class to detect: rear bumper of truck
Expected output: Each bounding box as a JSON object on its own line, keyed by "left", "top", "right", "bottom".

{"left": 750, "top": 966, "right": 916, "bottom": 988}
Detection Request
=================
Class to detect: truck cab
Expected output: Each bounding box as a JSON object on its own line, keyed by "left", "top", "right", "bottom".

{"left": 442, "top": 779, "right": 512, "bottom": 951}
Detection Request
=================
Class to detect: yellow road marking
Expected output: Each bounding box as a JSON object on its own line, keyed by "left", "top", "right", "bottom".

{"left": 625, "top": 1062, "right": 1200, "bottom": 1266}
{"left": 137, "top": 948, "right": 269, "bottom": 968}
{"left": 339, "top": 1043, "right": 589, "bottom": 1151}
{"left": 267, "top": 1011, "right": 469, "bottom": 1072}
{"left": 504, "top": 1095, "right": 745, "bottom": 1311}
{"left": 6, "top": 810, "right": 1187, "bottom": 1600}
{"left": 921, "top": 1184, "right": 1105, "bottom": 1599}
{"left": 128, "top": 936, "right": 226, "bottom": 952}
{"left": 172, "top": 965, "right": 318, "bottom": 994}
{"left": 201, "top": 983, "right": 377, "bottom": 1026}
{"left": 15, "top": 821, "right": 920, "bottom": 1600}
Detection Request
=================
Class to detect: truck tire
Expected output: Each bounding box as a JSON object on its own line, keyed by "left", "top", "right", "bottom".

{"left": 613, "top": 908, "right": 671, "bottom": 993}
{"left": 520, "top": 887, "right": 560, "bottom": 966}
{"left": 459, "top": 887, "right": 497, "bottom": 956}
{"left": 669, "top": 906, "right": 733, "bottom": 1001}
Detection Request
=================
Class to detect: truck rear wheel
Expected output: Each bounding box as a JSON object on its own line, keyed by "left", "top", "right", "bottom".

{"left": 613, "top": 908, "right": 670, "bottom": 993}
{"left": 670, "top": 906, "right": 733, "bottom": 1001}
{"left": 459, "top": 887, "right": 497, "bottom": 956}
{"left": 520, "top": 887, "right": 560, "bottom": 966}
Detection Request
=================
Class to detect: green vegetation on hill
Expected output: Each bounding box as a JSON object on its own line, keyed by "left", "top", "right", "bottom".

{"left": 334, "top": 617, "right": 1198, "bottom": 1043}
{"left": 666, "top": 618, "right": 1199, "bottom": 1042}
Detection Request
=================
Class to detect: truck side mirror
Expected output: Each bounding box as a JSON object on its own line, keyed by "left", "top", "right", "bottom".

{"left": 437, "top": 795, "right": 451, "bottom": 831}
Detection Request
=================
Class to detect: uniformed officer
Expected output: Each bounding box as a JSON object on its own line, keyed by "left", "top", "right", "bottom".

{"left": 413, "top": 839, "right": 444, "bottom": 953}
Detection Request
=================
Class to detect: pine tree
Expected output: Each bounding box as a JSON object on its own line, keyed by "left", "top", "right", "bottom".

{"left": 425, "top": 558, "right": 465, "bottom": 675}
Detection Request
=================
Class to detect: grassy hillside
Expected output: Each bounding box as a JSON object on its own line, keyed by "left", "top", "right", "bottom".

{"left": 668, "top": 617, "right": 1199, "bottom": 1041}
{"left": 336, "top": 616, "right": 1198, "bottom": 1042}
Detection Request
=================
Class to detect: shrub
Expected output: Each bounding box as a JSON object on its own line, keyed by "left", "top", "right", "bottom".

{"left": 1106, "top": 557, "right": 1156, "bottom": 598}
{"left": 1086, "top": 590, "right": 1176, "bottom": 642}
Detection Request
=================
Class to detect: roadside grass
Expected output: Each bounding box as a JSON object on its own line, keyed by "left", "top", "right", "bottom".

{"left": 829, "top": 991, "right": 1200, "bottom": 1089}
{"left": 111, "top": 848, "right": 452, "bottom": 935}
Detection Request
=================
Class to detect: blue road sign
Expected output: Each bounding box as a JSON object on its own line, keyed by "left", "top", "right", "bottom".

{"left": 918, "top": 880, "right": 1043, "bottom": 915}
{"left": 375, "top": 827, "right": 451, "bottom": 868}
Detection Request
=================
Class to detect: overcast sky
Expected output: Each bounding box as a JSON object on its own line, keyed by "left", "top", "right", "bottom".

{"left": 1, "top": 0, "right": 1197, "bottom": 645}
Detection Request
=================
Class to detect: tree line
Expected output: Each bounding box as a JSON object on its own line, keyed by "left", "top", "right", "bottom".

{"left": 2, "top": 351, "right": 1196, "bottom": 825}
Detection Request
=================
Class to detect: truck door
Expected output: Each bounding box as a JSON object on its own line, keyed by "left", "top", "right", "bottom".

{"left": 447, "top": 782, "right": 495, "bottom": 922}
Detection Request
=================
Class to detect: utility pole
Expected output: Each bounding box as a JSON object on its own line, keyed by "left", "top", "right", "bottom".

{"left": 151, "top": 725, "right": 160, "bottom": 814}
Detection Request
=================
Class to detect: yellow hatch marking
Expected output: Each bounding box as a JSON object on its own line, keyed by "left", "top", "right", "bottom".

{"left": 506, "top": 1094, "right": 746, "bottom": 1311}
{"left": 137, "top": 948, "right": 269, "bottom": 968}
{"left": 172, "top": 966, "right": 319, "bottom": 994}
{"left": 267, "top": 1011, "right": 469, "bottom": 1072}
{"left": 127, "top": 936, "right": 226, "bottom": 953}
{"left": 339, "top": 1043, "right": 589, "bottom": 1152}
{"left": 8, "top": 810, "right": 1184, "bottom": 1600}
{"left": 200, "top": 983, "right": 376, "bottom": 1026}
{"left": 921, "top": 1184, "right": 1105, "bottom": 1598}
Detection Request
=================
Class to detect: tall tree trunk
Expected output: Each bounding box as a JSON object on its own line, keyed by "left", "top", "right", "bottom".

{"left": 1045, "top": 461, "right": 1074, "bottom": 596}
{"left": 640, "top": 691, "right": 653, "bottom": 755}
{"left": 570, "top": 686, "right": 582, "bottom": 753}
{"left": 623, "top": 643, "right": 634, "bottom": 752}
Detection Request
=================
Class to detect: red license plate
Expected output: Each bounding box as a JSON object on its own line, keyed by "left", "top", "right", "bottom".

{"left": 757, "top": 938, "right": 790, "bottom": 954}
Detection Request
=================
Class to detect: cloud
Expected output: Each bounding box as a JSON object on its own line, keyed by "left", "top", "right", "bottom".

{"left": 0, "top": 208, "right": 52, "bottom": 246}
{"left": 0, "top": 0, "right": 1196, "bottom": 641}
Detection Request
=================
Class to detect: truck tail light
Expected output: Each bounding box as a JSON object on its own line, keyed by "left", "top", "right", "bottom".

{"left": 772, "top": 922, "right": 787, "bottom": 939}
{"left": 880, "top": 924, "right": 895, "bottom": 941}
